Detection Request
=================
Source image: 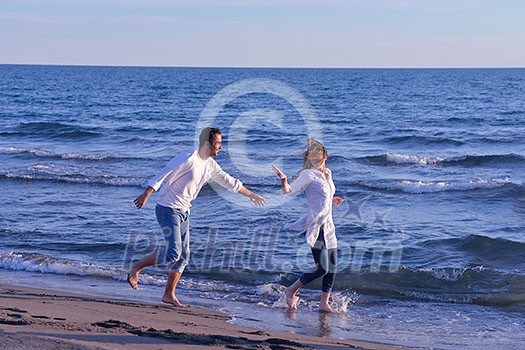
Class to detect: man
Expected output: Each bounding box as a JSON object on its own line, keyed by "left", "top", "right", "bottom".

{"left": 128, "top": 127, "right": 265, "bottom": 307}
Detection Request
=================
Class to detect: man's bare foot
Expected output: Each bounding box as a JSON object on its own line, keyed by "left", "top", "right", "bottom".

{"left": 319, "top": 303, "right": 336, "bottom": 313}
{"left": 127, "top": 265, "right": 139, "bottom": 290}
{"left": 285, "top": 309, "right": 297, "bottom": 321}
{"left": 284, "top": 287, "right": 298, "bottom": 310}
{"left": 161, "top": 295, "right": 185, "bottom": 307}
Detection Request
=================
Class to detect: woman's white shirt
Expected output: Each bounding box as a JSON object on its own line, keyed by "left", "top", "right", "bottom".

{"left": 284, "top": 168, "right": 337, "bottom": 249}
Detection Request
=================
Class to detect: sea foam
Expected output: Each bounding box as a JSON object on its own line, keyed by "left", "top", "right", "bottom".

{"left": 0, "top": 146, "right": 110, "bottom": 161}
{"left": 361, "top": 177, "right": 511, "bottom": 194}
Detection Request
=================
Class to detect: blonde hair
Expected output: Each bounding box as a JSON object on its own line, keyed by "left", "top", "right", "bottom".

{"left": 295, "top": 138, "right": 327, "bottom": 178}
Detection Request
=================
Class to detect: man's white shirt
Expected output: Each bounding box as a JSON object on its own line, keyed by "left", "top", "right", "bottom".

{"left": 148, "top": 150, "right": 242, "bottom": 212}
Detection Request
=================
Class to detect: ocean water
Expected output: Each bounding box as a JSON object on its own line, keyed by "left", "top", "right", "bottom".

{"left": 0, "top": 65, "right": 524, "bottom": 349}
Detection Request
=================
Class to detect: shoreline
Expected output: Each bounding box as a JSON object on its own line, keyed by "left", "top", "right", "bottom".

{"left": 0, "top": 283, "right": 414, "bottom": 350}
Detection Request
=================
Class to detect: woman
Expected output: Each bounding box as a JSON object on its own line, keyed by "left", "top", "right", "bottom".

{"left": 273, "top": 139, "right": 344, "bottom": 313}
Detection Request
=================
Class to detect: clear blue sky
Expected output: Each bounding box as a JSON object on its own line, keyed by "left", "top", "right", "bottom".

{"left": 1, "top": 0, "right": 524, "bottom": 68}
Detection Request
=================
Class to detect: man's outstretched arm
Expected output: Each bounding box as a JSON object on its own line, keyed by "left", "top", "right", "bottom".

{"left": 238, "top": 186, "right": 266, "bottom": 207}
{"left": 134, "top": 186, "right": 155, "bottom": 209}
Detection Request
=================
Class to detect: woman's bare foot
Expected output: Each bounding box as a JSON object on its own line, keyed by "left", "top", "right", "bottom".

{"left": 161, "top": 294, "right": 185, "bottom": 307}
{"left": 319, "top": 302, "right": 336, "bottom": 313}
{"left": 127, "top": 264, "right": 139, "bottom": 290}
{"left": 284, "top": 287, "right": 298, "bottom": 310}
{"left": 319, "top": 291, "right": 336, "bottom": 313}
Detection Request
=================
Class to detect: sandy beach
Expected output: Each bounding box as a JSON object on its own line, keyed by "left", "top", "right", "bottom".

{"left": 0, "top": 284, "right": 417, "bottom": 350}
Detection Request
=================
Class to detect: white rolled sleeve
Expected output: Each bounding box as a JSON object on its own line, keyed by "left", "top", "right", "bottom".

{"left": 210, "top": 165, "right": 243, "bottom": 192}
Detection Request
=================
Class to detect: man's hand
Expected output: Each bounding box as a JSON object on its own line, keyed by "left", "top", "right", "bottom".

{"left": 134, "top": 187, "right": 154, "bottom": 209}
{"left": 248, "top": 192, "right": 266, "bottom": 208}
{"left": 238, "top": 186, "right": 266, "bottom": 207}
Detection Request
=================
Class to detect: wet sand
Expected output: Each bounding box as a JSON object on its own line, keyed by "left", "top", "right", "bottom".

{"left": 0, "top": 284, "right": 416, "bottom": 350}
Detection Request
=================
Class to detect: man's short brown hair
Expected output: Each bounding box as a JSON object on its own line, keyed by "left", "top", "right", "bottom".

{"left": 199, "top": 127, "right": 222, "bottom": 147}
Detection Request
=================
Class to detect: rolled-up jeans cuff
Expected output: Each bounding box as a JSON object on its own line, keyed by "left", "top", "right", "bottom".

{"left": 168, "top": 262, "right": 187, "bottom": 273}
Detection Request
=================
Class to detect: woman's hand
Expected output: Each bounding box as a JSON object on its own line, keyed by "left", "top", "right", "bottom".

{"left": 332, "top": 196, "right": 344, "bottom": 206}
{"left": 272, "top": 165, "right": 287, "bottom": 180}
{"left": 272, "top": 165, "right": 292, "bottom": 194}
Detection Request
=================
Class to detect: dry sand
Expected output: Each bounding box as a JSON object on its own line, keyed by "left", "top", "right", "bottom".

{"left": 0, "top": 284, "right": 416, "bottom": 350}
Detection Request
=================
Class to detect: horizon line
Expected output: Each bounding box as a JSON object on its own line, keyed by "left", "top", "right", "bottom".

{"left": 1, "top": 62, "right": 524, "bottom": 70}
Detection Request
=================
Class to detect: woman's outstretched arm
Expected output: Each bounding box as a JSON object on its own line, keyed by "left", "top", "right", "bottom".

{"left": 272, "top": 165, "right": 292, "bottom": 194}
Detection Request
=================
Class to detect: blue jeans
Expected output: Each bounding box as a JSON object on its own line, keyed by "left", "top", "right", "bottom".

{"left": 155, "top": 204, "right": 190, "bottom": 273}
{"left": 299, "top": 226, "right": 337, "bottom": 292}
